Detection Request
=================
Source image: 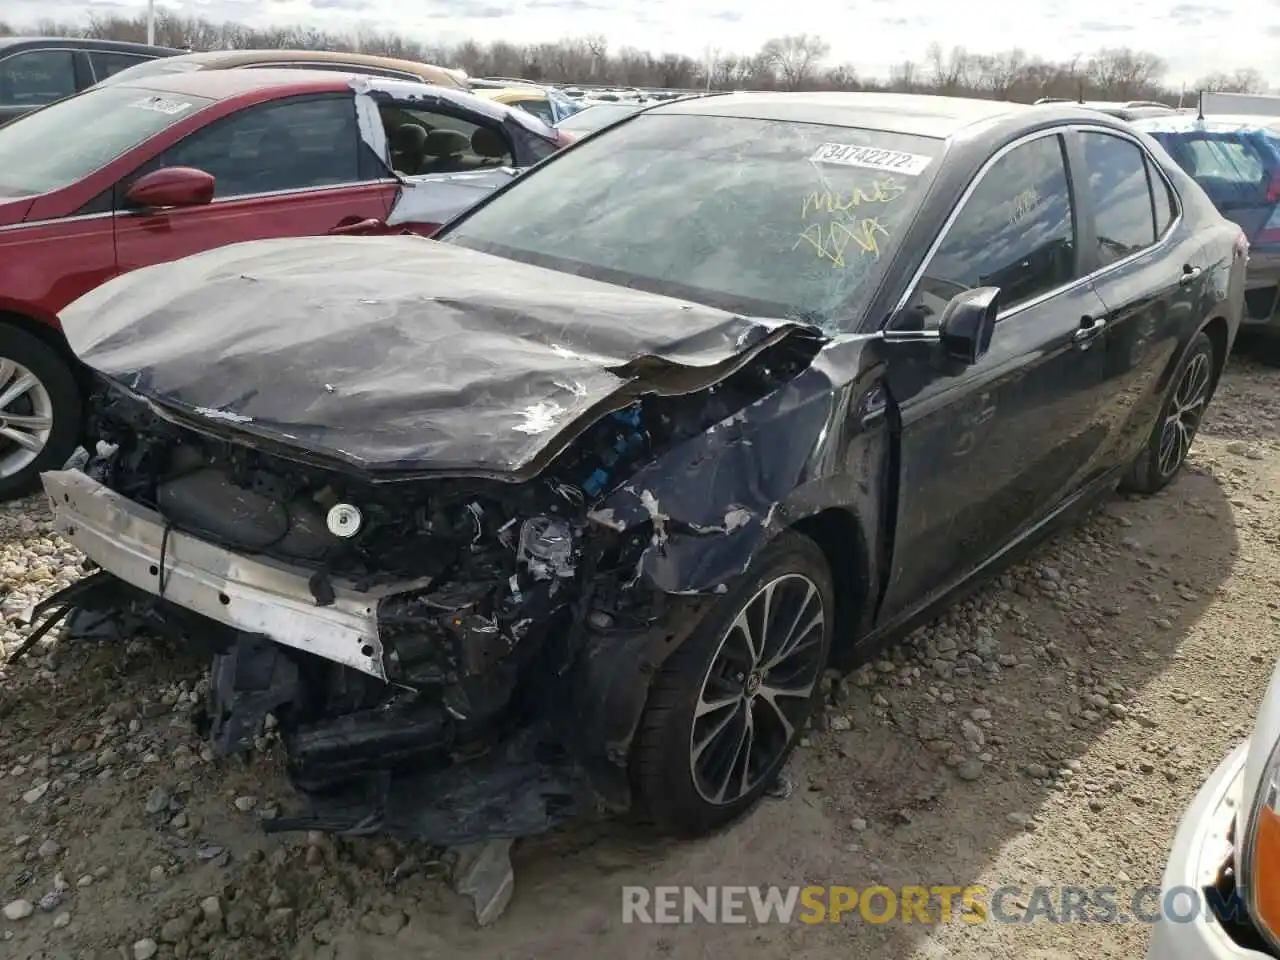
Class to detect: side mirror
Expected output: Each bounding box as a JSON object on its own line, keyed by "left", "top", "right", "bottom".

{"left": 125, "top": 167, "right": 215, "bottom": 210}
{"left": 937, "top": 286, "right": 1000, "bottom": 365}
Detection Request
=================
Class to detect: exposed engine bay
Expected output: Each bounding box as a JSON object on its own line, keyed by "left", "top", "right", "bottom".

{"left": 28, "top": 324, "right": 823, "bottom": 845}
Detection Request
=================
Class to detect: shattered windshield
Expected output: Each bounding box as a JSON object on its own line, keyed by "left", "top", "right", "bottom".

{"left": 441, "top": 113, "right": 943, "bottom": 331}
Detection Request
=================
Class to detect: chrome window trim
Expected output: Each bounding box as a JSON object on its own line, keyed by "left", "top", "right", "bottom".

{"left": 890, "top": 123, "right": 1185, "bottom": 325}
{"left": 0, "top": 178, "right": 398, "bottom": 232}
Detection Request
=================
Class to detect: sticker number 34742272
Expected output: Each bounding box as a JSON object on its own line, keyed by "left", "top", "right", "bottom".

{"left": 809, "top": 142, "right": 933, "bottom": 176}
{"left": 129, "top": 96, "right": 193, "bottom": 116}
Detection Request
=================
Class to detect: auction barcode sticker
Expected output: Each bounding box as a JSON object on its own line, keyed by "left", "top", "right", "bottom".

{"left": 129, "top": 96, "right": 193, "bottom": 116}
{"left": 809, "top": 142, "right": 933, "bottom": 176}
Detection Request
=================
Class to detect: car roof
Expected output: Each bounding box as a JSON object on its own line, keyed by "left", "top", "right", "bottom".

{"left": 0, "top": 36, "right": 181, "bottom": 55}
{"left": 650, "top": 91, "right": 1051, "bottom": 139}
{"left": 109, "top": 67, "right": 354, "bottom": 100}
{"left": 147, "top": 48, "right": 462, "bottom": 82}
{"left": 475, "top": 86, "right": 546, "bottom": 102}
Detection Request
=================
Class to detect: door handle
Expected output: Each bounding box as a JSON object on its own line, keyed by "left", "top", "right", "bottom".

{"left": 328, "top": 218, "right": 383, "bottom": 235}
{"left": 1073, "top": 315, "right": 1106, "bottom": 347}
{"left": 1178, "top": 264, "right": 1204, "bottom": 287}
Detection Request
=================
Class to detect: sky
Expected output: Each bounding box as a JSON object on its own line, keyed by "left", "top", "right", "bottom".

{"left": 7, "top": 0, "right": 1280, "bottom": 87}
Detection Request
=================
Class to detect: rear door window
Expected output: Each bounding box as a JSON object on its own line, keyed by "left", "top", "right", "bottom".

{"left": 1079, "top": 132, "right": 1158, "bottom": 267}
{"left": 0, "top": 49, "right": 77, "bottom": 107}
{"left": 89, "top": 52, "right": 155, "bottom": 81}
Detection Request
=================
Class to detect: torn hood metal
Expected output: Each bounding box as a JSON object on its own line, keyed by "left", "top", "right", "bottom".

{"left": 59, "top": 235, "right": 816, "bottom": 479}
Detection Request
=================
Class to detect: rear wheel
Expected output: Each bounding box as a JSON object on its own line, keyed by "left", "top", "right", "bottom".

{"left": 0, "top": 324, "right": 82, "bottom": 502}
{"left": 1120, "top": 331, "right": 1216, "bottom": 495}
{"left": 630, "top": 531, "right": 833, "bottom": 838}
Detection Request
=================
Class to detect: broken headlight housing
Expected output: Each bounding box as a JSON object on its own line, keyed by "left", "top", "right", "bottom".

{"left": 1237, "top": 660, "right": 1280, "bottom": 952}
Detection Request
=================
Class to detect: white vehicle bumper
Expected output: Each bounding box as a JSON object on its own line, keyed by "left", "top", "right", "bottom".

{"left": 1147, "top": 741, "right": 1274, "bottom": 959}
{"left": 38, "top": 469, "right": 423, "bottom": 681}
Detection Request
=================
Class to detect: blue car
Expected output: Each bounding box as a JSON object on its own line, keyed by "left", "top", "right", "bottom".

{"left": 1134, "top": 114, "right": 1280, "bottom": 358}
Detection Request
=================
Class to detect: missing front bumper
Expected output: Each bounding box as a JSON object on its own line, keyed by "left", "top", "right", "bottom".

{"left": 40, "top": 469, "right": 403, "bottom": 680}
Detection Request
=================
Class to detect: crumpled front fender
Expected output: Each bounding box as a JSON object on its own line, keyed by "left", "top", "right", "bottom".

{"left": 592, "top": 364, "right": 840, "bottom": 595}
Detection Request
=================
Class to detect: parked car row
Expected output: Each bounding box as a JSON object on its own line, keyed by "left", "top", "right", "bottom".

{"left": 13, "top": 88, "right": 1249, "bottom": 848}
{"left": 0, "top": 65, "right": 571, "bottom": 498}
{"left": 0, "top": 61, "right": 1276, "bottom": 951}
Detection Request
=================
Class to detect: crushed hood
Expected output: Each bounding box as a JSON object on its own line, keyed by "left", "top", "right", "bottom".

{"left": 59, "top": 235, "right": 816, "bottom": 479}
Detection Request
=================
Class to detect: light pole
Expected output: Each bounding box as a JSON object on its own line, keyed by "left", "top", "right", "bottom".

{"left": 146, "top": 0, "right": 156, "bottom": 46}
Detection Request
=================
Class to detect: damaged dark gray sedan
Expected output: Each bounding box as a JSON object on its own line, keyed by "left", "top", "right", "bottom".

{"left": 26, "top": 92, "right": 1247, "bottom": 845}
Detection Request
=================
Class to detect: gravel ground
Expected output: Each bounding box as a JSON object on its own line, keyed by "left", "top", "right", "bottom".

{"left": 0, "top": 356, "right": 1277, "bottom": 960}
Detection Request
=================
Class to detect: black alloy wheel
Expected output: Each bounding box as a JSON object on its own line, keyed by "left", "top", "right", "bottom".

{"left": 630, "top": 531, "right": 834, "bottom": 838}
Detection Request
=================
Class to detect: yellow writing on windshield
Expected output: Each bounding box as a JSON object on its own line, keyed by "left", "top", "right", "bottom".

{"left": 800, "top": 177, "right": 906, "bottom": 219}
{"left": 1009, "top": 186, "right": 1040, "bottom": 226}
{"left": 794, "top": 218, "right": 891, "bottom": 268}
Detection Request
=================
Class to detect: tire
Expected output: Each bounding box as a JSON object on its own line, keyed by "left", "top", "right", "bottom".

{"left": 1119, "top": 331, "right": 1216, "bottom": 495}
{"left": 0, "top": 323, "right": 82, "bottom": 502}
{"left": 630, "top": 530, "right": 834, "bottom": 838}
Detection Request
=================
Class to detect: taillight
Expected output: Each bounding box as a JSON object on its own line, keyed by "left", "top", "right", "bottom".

{"left": 1266, "top": 173, "right": 1280, "bottom": 204}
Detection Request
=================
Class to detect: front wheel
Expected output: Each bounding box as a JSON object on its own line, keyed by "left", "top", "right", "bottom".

{"left": 1120, "top": 330, "right": 1216, "bottom": 495}
{"left": 630, "top": 531, "right": 834, "bottom": 838}
{"left": 0, "top": 324, "right": 82, "bottom": 502}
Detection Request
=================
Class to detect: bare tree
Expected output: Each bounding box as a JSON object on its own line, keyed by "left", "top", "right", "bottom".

{"left": 6, "top": 13, "right": 1231, "bottom": 104}
{"left": 1197, "top": 68, "right": 1267, "bottom": 94}
{"left": 1086, "top": 47, "right": 1167, "bottom": 99}
{"left": 759, "top": 34, "right": 830, "bottom": 90}
{"left": 888, "top": 59, "right": 918, "bottom": 92}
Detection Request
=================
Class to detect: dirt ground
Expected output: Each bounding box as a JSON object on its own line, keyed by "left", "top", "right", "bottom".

{"left": 1, "top": 353, "right": 1277, "bottom": 960}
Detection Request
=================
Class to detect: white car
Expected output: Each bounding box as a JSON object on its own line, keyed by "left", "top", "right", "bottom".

{"left": 1149, "top": 659, "right": 1280, "bottom": 958}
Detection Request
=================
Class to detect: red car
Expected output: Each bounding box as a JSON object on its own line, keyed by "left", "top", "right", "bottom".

{"left": 0, "top": 68, "right": 567, "bottom": 499}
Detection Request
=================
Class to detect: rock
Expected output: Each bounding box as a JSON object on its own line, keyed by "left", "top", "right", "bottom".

{"left": 2, "top": 899, "right": 34, "bottom": 921}
{"left": 160, "top": 914, "right": 193, "bottom": 942}
{"left": 37, "top": 891, "right": 62, "bottom": 912}
{"left": 21, "top": 782, "right": 50, "bottom": 804}
{"left": 144, "top": 787, "right": 170, "bottom": 815}
{"left": 956, "top": 759, "right": 984, "bottom": 781}
{"left": 199, "top": 897, "right": 223, "bottom": 927}
{"left": 452, "top": 838, "right": 515, "bottom": 927}
{"left": 960, "top": 719, "right": 985, "bottom": 746}
{"left": 850, "top": 817, "right": 868, "bottom": 831}
{"left": 1006, "top": 812, "right": 1033, "bottom": 827}
{"left": 36, "top": 838, "right": 61, "bottom": 859}
{"left": 149, "top": 865, "right": 166, "bottom": 883}
{"left": 1109, "top": 702, "right": 1129, "bottom": 718}
{"left": 133, "top": 939, "right": 159, "bottom": 960}
{"left": 233, "top": 795, "right": 257, "bottom": 812}
{"left": 52, "top": 911, "right": 71, "bottom": 928}
{"left": 1025, "top": 763, "right": 1050, "bottom": 779}
{"left": 828, "top": 715, "right": 852, "bottom": 731}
